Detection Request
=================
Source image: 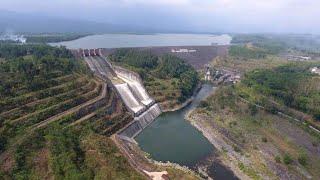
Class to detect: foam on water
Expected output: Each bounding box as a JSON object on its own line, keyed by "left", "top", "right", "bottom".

{"left": 115, "top": 83, "right": 145, "bottom": 114}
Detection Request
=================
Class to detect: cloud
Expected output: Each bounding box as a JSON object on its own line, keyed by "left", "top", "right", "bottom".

{"left": 121, "top": 0, "right": 191, "bottom": 6}
{"left": 1, "top": 0, "right": 320, "bottom": 33}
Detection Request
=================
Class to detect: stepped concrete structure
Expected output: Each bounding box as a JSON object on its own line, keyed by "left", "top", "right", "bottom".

{"left": 82, "top": 48, "right": 162, "bottom": 141}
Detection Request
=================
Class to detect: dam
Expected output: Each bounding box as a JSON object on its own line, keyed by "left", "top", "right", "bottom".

{"left": 81, "top": 47, "right": 237, "bottom": 179}
{"left": 82, "top": 48, "right": 162, "bottom": 140}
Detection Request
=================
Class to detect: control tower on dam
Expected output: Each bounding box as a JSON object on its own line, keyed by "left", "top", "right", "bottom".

{"left": 81, "top": 48, "right": 162, "bottom": 140}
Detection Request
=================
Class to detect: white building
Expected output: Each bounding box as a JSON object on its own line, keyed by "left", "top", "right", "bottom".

{"left": 171, "top": 49, "right": 197, "bottom": 53}
{"left": 311, "top": 67, "right": 320, "bottom": 75}
{"left": 205, "top": 71, "right": 211, "bottom": 81}
{"left": 287, "top": 55, "right": 311, "bottom": 61}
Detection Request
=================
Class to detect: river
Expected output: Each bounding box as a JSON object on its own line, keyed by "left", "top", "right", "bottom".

{"left": 50, "top": 33, "right": 232, "bottom": 49}
{"left": 136, "top": 84, "right": 237, "bottom": 179}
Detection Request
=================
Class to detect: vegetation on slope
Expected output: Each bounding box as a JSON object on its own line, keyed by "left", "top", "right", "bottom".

{"left": 0, "top": 123, "right": 144, "bottom": 180}
{"left": 25, "top": 33, "right": 89, "bottom": 43}
{"left": 232, "top": 34, "right": 320, "bottom": 54}
{"left": 0, "top": 44, "right": 200, "bottom": 180}
{"left": 193, "top": 35, "right": 320, "bottom": 179}
{"left": 231, "top": 34, "right": 287, "bottom": 54}
{"left": 0, "top": 44, "right": 145, "bottom": 179}
{"left": 193, "top": 86, "right": 320, "bottom": 179}
{"left": 229, "top": 45, "right": 269, "bottom": 59}
{"left": 109, "top": 49, "right": 199, "bottom": 109}
{"left": 213, "top": 43, "right": 289, "bottom": 73}
{"left": 241, "top": 63, "right": 320, "bottom": 122}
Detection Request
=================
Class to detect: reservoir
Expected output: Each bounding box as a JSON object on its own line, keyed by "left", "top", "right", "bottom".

{"left": 50, "top": 33, "right": 232, "bottom": 49}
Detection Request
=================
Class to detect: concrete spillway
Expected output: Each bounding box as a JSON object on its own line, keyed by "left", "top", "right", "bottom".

{"left": 115, "top": 83, "right": 145, "bottom": 114}
{"left": 135, "top": 104, "right": 161, "bottom": 127}
{"left": 119, "top": 104, "right": 161, "bottom": 138}
{"left": 84, "top": 57, "right": 96, "bottom": 72}
{"left": 82, "top": 49, "right": 162, "bottom": 139}
{"left": 114, "top": 66, "right": 154, "bottom": 107}
{"left": 119, "top": 121, "right": 142, "bottom": 138}
{"left": 129, "top": 82, "right": 154, "bottom": 106}
{"left": 114, "top": 70, "right": 161, "bottom": 138}
{"left": 118, "top": 76, "right": 154, "bottom": 106}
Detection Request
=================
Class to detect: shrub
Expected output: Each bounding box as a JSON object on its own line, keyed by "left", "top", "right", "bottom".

{"left": 312, "top": 140, "right": 319, "bottom": 147}
{"left": 261, "top": 137, "right": 268, "bottom": 143}
{"left": 283, "top": 153, "right": 293, "bottom": 165}
{"left": 298, "top": 153, "right": 308, "bottom": 166}
{"left": 199, "top": 100, "right": 210, "bottom": 108}
{"left": 275, "top": 155, "right": 281, "bottom": 163}
{"left": 232, "top": 144, "right": 241, "bottom": 152}
{"left": 0, "top": 135, "right": 7, "bottom": 153}
{"left": 249, "top": 104, "right": 258, "bottom": 115}
{"left": 238, "top": 162, "right": 245, "bottom": 170}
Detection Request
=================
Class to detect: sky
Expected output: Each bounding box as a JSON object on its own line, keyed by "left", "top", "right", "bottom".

{"left": 1, "top": 0, "right": 320, "bottom": 34}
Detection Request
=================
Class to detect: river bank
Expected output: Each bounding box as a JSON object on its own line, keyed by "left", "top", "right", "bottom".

{"left": 111, "top": 134, "right": 201, "bottom": 180}
{"left": 184, "top": 85, "right": 247, "bottom": 179}
{"left": 186, "top": 84, "right": 320, "bottom": 179}
{"left": 110, "top": 85, "right": 206, "bottom": 180}
{"left": 161, "top": 83, "right": 202, "bottom": 112}
{"left": 136, "top": 84, "right": 242, "bottom": 179}
{"left": 113, "top": 83, "right": 243, "bottom": 179}
{"left": 186, "top": 111, "right": 249, "bottom": 180}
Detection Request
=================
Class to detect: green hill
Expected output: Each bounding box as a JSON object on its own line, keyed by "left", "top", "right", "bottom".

{"left": 0, "top": 44, "right": 143, "bottom": 179}
{"left": 109, "top": 49, "right": 199, "bottom": 110}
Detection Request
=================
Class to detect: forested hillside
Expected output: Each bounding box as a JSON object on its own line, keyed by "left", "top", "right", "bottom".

{"left": 238, "top": 63, "right": 320, "bottom": 128}
{"left": 192, "top": 62, "right": 320, "bottom": 178}
{"left": 192, "top": 84, "right": 320, "bottom": 179}
{"left": 25, "top": 34, "right": 89, "bottom": 43}
{"left": 109, "top": 49, "right": 199, "bottom": 110}
{"left": 0, "top": 44, "right": 144, "bottom": 179}
{"left": 189, "top": 38, "right": 320, "bottom": 179}
{"left": 231, "top": 34, "right": 320, "bottom": 56}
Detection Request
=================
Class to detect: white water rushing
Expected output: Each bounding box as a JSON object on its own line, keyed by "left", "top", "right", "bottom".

{"left": 117, "top": 73, "right": 153, "bottom": 106}
{"left": 83, "top": 53, "right": 162, "bottom": 138}
{"left": 114, "top": 66, "right": 162, "bottom": 138}
{"left": 115, "top": 83, "right": 145, "bottom": 114}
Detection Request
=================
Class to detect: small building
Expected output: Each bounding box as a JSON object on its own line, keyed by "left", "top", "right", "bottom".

{"left": 287, "top": 55, "right": 311, "bottom": 61}
{"left": 205, "top": 71, "right": 211, "bottom": 81}
{"left": 171, "top": 49, "right": 197, "bottom": 53}
{"left": 311, "top": 67, "right": 320, "bottom": 75}
{"left": 204, "top": 64, "right": 212, "bottom": 81}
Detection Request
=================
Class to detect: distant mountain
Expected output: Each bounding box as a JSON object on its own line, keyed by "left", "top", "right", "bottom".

{"left": 0, "top": 10, "right": 151, "bottom": 34}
